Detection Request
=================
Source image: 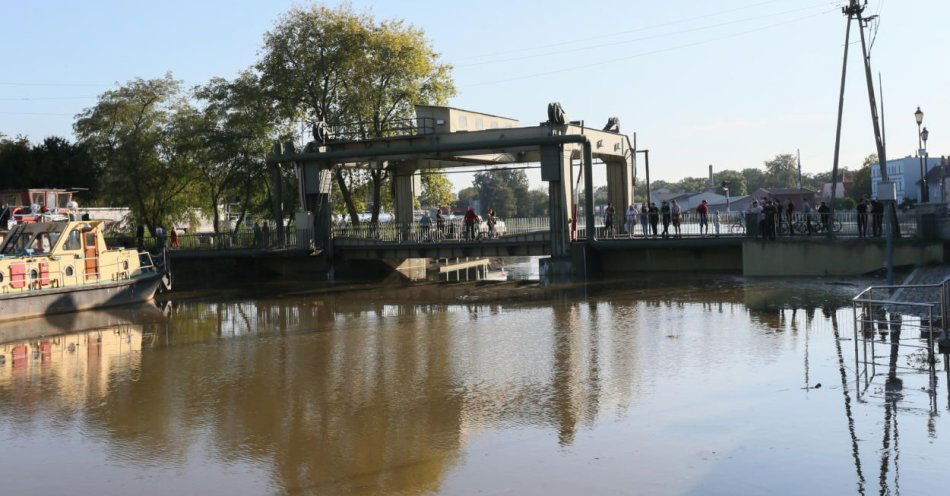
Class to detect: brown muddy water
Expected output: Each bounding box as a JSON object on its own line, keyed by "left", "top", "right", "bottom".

{"left": 1, "top": 276, "right": 949, "bottom": 495}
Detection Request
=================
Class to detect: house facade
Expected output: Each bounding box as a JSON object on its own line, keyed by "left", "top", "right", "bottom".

{"left": 870, "top": 156, "right": 942, "bottom": 202}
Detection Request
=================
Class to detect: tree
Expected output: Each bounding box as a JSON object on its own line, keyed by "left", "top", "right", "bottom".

{"left": 192, "top": 72, "right": 280, "bottom": 233}
{"left": 420, "top": 171, "right": 455, "bottom": 208}
{"left": 456, "top": 187, "right": 478, "bottom": 208}
{"left": 850, "top": 153, "right": 877, "bottom": 200}
{"left": 349, "top": 18, "right": 455, "bottom": 222}
{"left": 763, "top": 153, "right": 799, "bottom": 189}
{"left": 742, "top": 168, "right": 768, "bottom": 194}
{"left": 257, "top": 4, "right": 454, "bottom": 224}
{"left": 74, "top": 74, "right": 200, "bottom": 233}
{"left": 472, "top": 169, "right": 529, "bottom": 217}
{"left": 524, "top": 188, "right": 549, "bottom": 216}
{"left": 713, "top": 170, "right": 747, "bottom": 196}
{"left": 0, "top": 136, "right": 101, "bottom": 203}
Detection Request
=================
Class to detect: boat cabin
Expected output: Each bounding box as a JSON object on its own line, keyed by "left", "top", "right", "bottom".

{"left": 0, "top": 188, "right": 78, "bottom": 229}
{"left": 0, "top": 221, "right": 147, "bottom": 294}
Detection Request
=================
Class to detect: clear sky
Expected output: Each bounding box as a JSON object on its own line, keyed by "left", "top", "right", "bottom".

{"left": 2, "top": 0, "right": 947, "bottom": 193}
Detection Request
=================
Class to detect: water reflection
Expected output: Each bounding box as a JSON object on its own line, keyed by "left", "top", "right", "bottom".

{"left": 0, "top": 279, "right": 948, "bottom": 494}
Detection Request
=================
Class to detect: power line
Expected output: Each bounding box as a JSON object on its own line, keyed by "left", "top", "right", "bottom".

{"left": 463, "top": 7, "right": 840, "bottom": 88}
{"left": 0, "top": 82, "right": 108, "bottom": 87}
{"left": 0, "top": 111, "right": 75, "bottom": 116}
{"left": 459, "top": 1, "right": 841, "bottom": 68}
{"left": 0, "top": 96, "right": 96, "bottom": 101}
{"left": 457, "top": 0, "right": 791, "bottom": 61}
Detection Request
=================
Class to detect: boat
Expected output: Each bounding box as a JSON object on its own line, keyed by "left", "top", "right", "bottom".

{"left": 0, "top": 220, "right": 169, "bottom": 322}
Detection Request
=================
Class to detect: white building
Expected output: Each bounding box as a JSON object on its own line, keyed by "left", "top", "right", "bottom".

{"left": 870, "top": 155, "right": 942, "bottom": 202}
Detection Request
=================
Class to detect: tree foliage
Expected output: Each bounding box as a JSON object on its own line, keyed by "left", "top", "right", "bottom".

{"left": 74, "top": 75, "right": 200, "bottom": 232}
{"left": 257, "top": 4, "right": 454, "bottom": 224}
{"left": 0, "top": 136, "right": 101, "bottom": 203}
{"left": 420, "top": 171, "right": 455, "bottom": 208}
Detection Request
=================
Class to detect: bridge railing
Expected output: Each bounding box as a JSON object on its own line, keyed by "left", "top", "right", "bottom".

{"left": 332, "top": 217, "right": 550, "bottom": 244}
{"left": 577, "top": 210, "right": 918, "bottom": 239}
{"left": 107, "top": 229, "right": 310, "bottom": 253}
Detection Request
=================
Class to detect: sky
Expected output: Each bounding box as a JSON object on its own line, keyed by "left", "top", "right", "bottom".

{"left": 2, "top": 0, "right": 948, "bottom": 194}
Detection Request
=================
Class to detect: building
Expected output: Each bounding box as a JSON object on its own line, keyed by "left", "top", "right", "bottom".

{"left": 751, "top": 188, "right": 816, "bottom": 209}
{"left": 649, "top": 188, "right": 726, "bottom": 210}
{"left": 413, "top": 105, "right": 519, "bottom": 134}
{"left": 917, "top": 156, "right": 950, "bottom": 203}
{"left": 870, "top": 155, "right": 942, "bottom": 202}
{"left": 820, "top": 171, "right": 854, "bottom": 201}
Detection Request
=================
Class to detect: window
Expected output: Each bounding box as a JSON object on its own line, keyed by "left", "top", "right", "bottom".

{"left": 65, "top": 266, "right": 74, "bottom": 277}
{"left": 458, "top": 116, "right": 468, "bottom": 130}
{"left": 490, "top": 120, "right": 499, "bottom": 129}
{"left": 63, "top": 229, "right": 82, "bottom": 251}
{"left": 475, "top": 118, "right": 484, "bottom": 130}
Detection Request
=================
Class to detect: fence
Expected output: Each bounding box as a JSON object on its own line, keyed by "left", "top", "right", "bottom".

{"left": 577, "top": 210, "right": 919, "bottom": 239}
{"left": 851, "top": 280, "right": 950, "bottom": 396}
{"left": 332, "top": 217, "right": 549, "bottom": 244}
{"left": 106, "top": 229, "right": 309, "bottom": 253}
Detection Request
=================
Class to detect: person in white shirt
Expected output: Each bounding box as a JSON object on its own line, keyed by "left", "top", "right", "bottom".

{"left": 625, "top": 204, "right": 639, "bottom": 237}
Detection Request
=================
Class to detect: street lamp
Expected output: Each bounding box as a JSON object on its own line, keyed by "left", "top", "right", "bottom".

{"left": 916, "top": 107, "right": 928, "bottom": 202}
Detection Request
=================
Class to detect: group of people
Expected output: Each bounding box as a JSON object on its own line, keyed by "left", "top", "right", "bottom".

{"left": 855, "top": 195, "right": 886, "bottom": 237}
{"left": 614, "top": 199, "right": 721, "bottom": 239}
{"left": 136, "top": 224, "right": 182, "bottom": 251}
{"left": 417, "top": 207, "right": 497, "bottom": 241}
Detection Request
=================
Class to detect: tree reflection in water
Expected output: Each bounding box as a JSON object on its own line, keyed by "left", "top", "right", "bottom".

{"left": 0, "top": 279, "right": 948, "bottom": 494}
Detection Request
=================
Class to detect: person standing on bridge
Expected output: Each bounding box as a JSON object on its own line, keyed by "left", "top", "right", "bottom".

{"left": 671, "top": 200, "right": 682, "bottom": 238}
{"left": 169, "top": 227, "right": 180, "bottom": 249}
{"left": 872, "top": 197, "right": 884, "bottom": 237}
{"left": 436, "top": 209, "right": 446, "bottom": 238}
{"left": 420, "top": 211, "right": 432, "bottom": 241}
{"left": 713, "top": 209, "right": 721, "bottom": 238}
{"left": 639, "top": 203, "right": 650, "bottom": 238}
{"left": 604, "top": 203, "right": 615, "bottom": 237}
{"left": 487, "top": 208, "right": 497, "bottom": 239}
{"left": 625, "top": 204, "right": 638, "bottom": 237}
{"left": 785, "top": 200, "right": 795, "bottom": 235}
{"left": 817, "top": 201, "right": 831, "bottom": 233}
{"left": 253, "top": 221, "right": 262, "bottom": 247}
{"left": 262, "top": 221, "right": 271, "bottom": 247}
{"left": 801, "top": 199, "right": 813, "bottom": 235}
{"left": 648, "top": 203, "right": 659, "bottom": 238}
{"left": 697, "top": 200, "right": 709, "bottom": 237}
{"left": 464, "top": 208, "right": 479, "bottom": 240}
{"left": 856, "top": 196, "right": 869, "bottom": 237}
{"left": 660, "top": 201, "right": 671, "bottom": 238}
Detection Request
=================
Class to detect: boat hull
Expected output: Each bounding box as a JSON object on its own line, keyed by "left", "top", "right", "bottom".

{"left": 0, "top": 272, "right": 163, "bottom": 322}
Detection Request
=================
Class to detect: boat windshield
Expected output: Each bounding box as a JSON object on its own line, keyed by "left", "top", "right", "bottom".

{"left": 0, "top": 224, "right": 65, "bottom": 256}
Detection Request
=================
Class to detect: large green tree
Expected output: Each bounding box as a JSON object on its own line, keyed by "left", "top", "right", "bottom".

{"left": 420, "top": 171, "right": 455, "bottom": 208}
{"left": 74, "top": 74, "right": 200, "bottom": 232}
{"left": 191, "top": 72, "right": 282, "bottom": 233}
{"left": 257, "top": 4, "right": 454, "bottom": 224}
{"left": 0, "top": 136, "right": 101, "bottom": 203}
{"left": 472, "top": 169, "right": 529, "bottom": 217}
{"left": 763, "top": 153, "right": 799, "bottom": 189}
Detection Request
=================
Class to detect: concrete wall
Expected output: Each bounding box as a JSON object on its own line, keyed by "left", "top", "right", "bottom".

{"left": 742, "top": 239, "right": 944, "bottom": 276}
{"left": 594, "top": 243, "right": 743, "bottom": 273}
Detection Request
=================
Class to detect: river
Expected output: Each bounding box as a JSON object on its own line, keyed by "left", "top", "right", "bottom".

{"left": 0, "top": 276, "right": 948, "bottom": 495}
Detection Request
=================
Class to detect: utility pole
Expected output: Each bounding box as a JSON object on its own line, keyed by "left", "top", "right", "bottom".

{"left": 827, "top": 6, "right": 853, "bottom": 237}
{"left": 830, "top": 0, "right": 895, "bottom": 283}
{"left": 854, "top": 1, "right": 895, "bottom": 284}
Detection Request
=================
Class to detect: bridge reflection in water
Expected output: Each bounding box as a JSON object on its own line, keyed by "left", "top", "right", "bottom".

{"left": 0, "top": 279, "right": 948, "bottom": 494}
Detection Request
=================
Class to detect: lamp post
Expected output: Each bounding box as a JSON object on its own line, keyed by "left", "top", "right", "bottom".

{"left": 922, "top": 126, "right": 931, "bottom": 202}
{"left": 721, "top": 181, "right": 731, "bottom": 211}
{"left": 916, "top": 107, "right": 928, "bottom": 202}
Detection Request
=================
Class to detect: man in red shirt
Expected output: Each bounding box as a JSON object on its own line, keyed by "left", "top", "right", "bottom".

{"left": 697, "top": 200, "right": 710, "bottom": 236}
{"left": 464, "top": 208, "right": 480, "bottom": 240}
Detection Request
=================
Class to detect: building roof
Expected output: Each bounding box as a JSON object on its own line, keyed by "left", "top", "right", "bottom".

{"left": 755, "top": 187, "right": 816, "bottom": 196}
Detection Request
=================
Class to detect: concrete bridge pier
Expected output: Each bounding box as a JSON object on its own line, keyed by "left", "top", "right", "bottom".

{"left": 542, "top": 144, "right": 577, "bottom": 259}
{"left": 604, "top": 156, "right": 634, "bottom": 234}
{"left": 393, "top": 162, "right": 420, "bottom": 235}
{"left": 297, "top": 160, "right": 333, "bottom": 249}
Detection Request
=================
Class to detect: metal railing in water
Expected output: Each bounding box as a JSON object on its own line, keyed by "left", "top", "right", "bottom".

{"left": 851, "top": 279, "right": 950, "bottom": 394}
